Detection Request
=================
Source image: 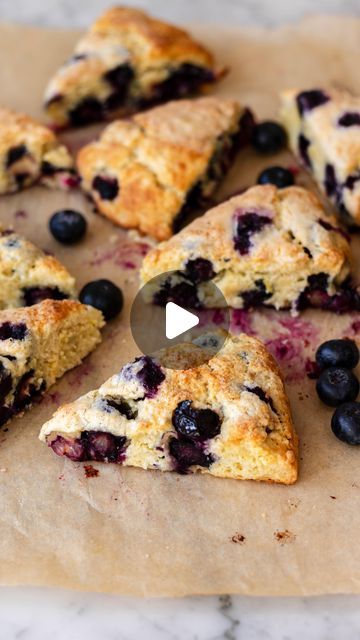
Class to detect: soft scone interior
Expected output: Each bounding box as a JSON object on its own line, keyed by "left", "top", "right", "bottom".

{"left": 40, "top": 330, "right": 298, "bottom": 485}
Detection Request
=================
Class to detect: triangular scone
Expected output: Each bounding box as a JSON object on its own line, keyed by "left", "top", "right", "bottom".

{"left": 0, "top": 300, "right": 104, "bottom": 428}
{"left": 0, "top": 107, "right": 76, "bottom": 194}
{"left": 140, "top": 185, "right": 358, "bottom": 313}
{"left": 0, "top": 226, "right": 76, "bottom": 309}
{"left": 39, "top": 330, "right": 298, "bottom": 484}
{"left": 77, "top": 96, "right": 253, "bottom": 240}
{"left": 280, "top": 88, "right": 360, "bottom": 225}
{"left": 44, "top": 6, "right": 223, "bottom": 128}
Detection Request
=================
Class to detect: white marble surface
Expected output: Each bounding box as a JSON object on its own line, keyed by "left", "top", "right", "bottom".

{"left": 0, "top": 1, "right": 360, "bottom": 639}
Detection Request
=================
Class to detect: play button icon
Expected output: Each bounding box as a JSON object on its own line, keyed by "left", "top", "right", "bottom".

{"left": 165, "top": 302, "right": 199, "bottom": 339}
{"left": 130, "top": 270, "right": 230, "bottom": 370}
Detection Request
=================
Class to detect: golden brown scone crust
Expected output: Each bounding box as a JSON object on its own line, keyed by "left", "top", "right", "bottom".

{"left": 0, "top": 299, "right": 104, "bottom": 427}
{"left": 280, "top": 88, "right": 360, "bottom": 224}
{"left": 141, "top": 185, "right": 353, "bottom": 311}
{"left": 0, "top": 226, "right": 76, "bottom": 309}
{"left": 40, "top": 330, "right": 298, "bottom": 484}
{"left": 0, "top": 106, "right": 75, "bottom": 194}
{"left": 77, "top": 96, "right": 243, "bottom": 240}
{"left": 44, "top": 6, "right": 221, "bottom": 127}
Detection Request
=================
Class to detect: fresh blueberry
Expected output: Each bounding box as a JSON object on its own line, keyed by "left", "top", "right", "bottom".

{"left": 92, "top": 175, "right": 119, "bottom": 200}
{"left": 316, "top": 367, "right": 359, "bottom": 406}
{"left": 79, "top": 279, "right": 123, "bottom": 321}
{"left": 316, "top": 339, "right": 359, "bottom": 370}
{"left": 251, "top": 121, "right": 287, "bottom": 154}
{"left": 49, "top": 209, "right": 87, "bottom": 244}
{"left": 172, "top": 400, "right": 221, "bottom": 440}
{"left": 331, "top": 402, "right": 360, "bottom": 445}
{"left": 257, "top": 166, "right": 294, "bottom": 189}
{"left": 296, "top": 90, "right": 330, "bottom": 115}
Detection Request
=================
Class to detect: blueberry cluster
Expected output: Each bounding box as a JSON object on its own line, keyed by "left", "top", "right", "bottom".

{"left": 315, "top": 339, "right": 360, "bottom": 445}
{"left": 250, "top": 119, "right": 295, "bottom": 189}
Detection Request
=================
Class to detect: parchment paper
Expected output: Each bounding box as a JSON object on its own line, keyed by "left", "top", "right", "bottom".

{"left": 0, "top": 16, "right": 360, "bottom": 597}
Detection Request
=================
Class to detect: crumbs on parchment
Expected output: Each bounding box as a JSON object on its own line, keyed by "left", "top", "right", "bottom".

{"left": 230, "top": 533, "right": 246, "bottom": 544}
{"left": 274, "top": 529, "right": 296, "bottom": 545}
{"left": 84, "top": 465, "right": 99, "bottom": 478}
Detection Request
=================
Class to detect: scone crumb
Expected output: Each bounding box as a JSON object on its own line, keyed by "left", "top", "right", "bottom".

{"left": 274, "top": 529, "right": 296, "bottom": 544}
{"left": 231, "top": 533, "right": 246, "bottom": 544}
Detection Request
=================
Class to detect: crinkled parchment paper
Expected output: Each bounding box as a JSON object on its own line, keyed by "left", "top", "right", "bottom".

{"left": 0, "top": 16, "right": 359, "bottom": 596}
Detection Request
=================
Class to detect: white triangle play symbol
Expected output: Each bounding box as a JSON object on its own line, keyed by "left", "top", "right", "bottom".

{"left": 165, "top": 302, "right": 199, "bottom": 340}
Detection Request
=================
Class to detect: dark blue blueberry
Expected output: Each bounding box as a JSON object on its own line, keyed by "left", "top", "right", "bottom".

{"left": 69, "top": 97, "right": 104, "bottom": 126}
{"left": 233, "top": 212, "right": 272, "bottom": 255}
{"left": 316, "top": 367, "right": 359, "bottom": 406}
{"left": 331, "top": 402, "right": 360, "bottom": 445}
{"left": 241, "top": 279, "right": 271, "bottom": 309}
{"left": 104, "top": 398, "right": 137, "bottom": 420}
{"left": 82, "top": 430, "right": 128, "bottom": 463}
{"left": 338, "top": 112, "right": 360, "bottom": 127}
{"left": 0, "top": 363, "right": 12, "bottom": 399}
{"left": 104, "top": 64, "right": 133, "bottom": 92}
{"left": 136, "top": 356, "right": 165, "bottom": 398}
{"left": 151, "top": 63, "right": 215, "bottom": 102}
{"left": 49, "top": 209, "right": 87, "bottom": 244}
{"left": 316, "top": 339, "right": 359, "bottom": 370}
{"left": 6, "top": 144, "right": 28, "bottom": 168}
{"left": 0, "top": 322, "right": 27, "bottom": 341}
{"left": 251, "top": 121, "right": 287, "bottom": 154}
{"left": 23, "top": 287, "right": 68, "bottom": 306}
{"left": 169, "top": 436, "right": 213, "bottom": 472}
{"left": 296, "top": 90, "right": 330, "bottom": 115}
{"left": 184, "top": 258, "right": 215, "bottom": 284}
{"left": 344, "top": 174, "right": 360, "bottom": 191}
{"left": 324, "top": 164, "right": 337, "bottom": 197}
{"left": 257, "top": 166, "right": 294, "bottom": 189}
{"left": 172, "top": 400, "right": 221, "bottom": 440}
{"left": 0, "top": 406, "right": 13, "bottom": 428}
{"left": 298, "top": 134, "right": 311, "bottom": 167}
{"left": 92, "top": 175, "right": 119, "bottom": 200}
{"left": 153, "top": 279, "right": 201, "bottom": 309}
{"left": 244, "top": 385, "right": 277, "bottom": 414}
{"left": 13, "top": 369, "right": 40, "bottom": 411}
{"left": 79, "top": 279, "right": 123, "bottom": 321}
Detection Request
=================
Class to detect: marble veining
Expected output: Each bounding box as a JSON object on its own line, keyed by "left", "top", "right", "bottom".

{"left": 0, "top": 1, "right": 359, "bottom": 638}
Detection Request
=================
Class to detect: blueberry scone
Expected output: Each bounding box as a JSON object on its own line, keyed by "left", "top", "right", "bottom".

{"left": 0, "top": 107, "right": 76, "bottom": 194}
{"left": 140, "top": 184, "right": 359, "bottom": 313}
{"left": 0, "top": 299, "right": 104, "bottom": 428}
{"left": 44, "top": 6, "right": 223, "bottom": 128}
{"left": 280, "top": 88, "right": 360, "bottom": 226}
{"left": 77, "top": 96, "right": 254, "bottom": 240}
{"left": 39, "top": 330, "right": 298, "bottom": 484}
{"left": 0, "top": 226, "right": 76, "bottom": 309}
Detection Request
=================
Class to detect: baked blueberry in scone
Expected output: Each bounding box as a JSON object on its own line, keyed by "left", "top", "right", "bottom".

{"left": 44, "top": 6, "right": 224, "bottom": 128}
{"left": 140, "top": 184, "right": 359, "bottom": 313}
{"left": 77, "top": 96, "right": 254, "bottom": 240}
{"left": 0, "top": 226, "right": 76, "bottom": 309}
{"left": 0, "top": 107, "right": 76, "bottom": 194}
{"left": 39, "top": 330, "right": 298, "bottom": 484}
{"left": 0, "top": 299, "right": 104, "bottom": 428}
{"left": 280, "top": 88, "right": 360, "bottom": 226}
